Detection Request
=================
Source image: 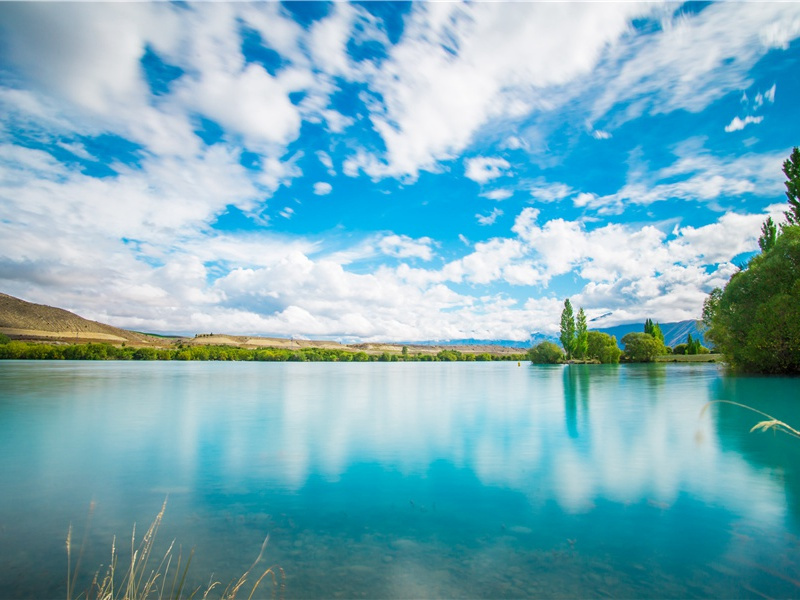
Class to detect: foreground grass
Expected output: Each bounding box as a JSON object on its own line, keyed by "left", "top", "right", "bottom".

{"left": 656, "top": 353, "right": 723, "bottom": 363}
{"left": 67, "top": 501, "right": 283, "bottom": 600}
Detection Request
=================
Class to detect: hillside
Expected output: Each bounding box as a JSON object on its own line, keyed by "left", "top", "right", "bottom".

{"left": 0, "top": 293, "right": 164, "bottom": 346}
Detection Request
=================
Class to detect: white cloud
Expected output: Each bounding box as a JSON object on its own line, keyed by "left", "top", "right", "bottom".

{"left": 353, "top": 2, "right": 657, "bottom": 178}
{"left": 316, "top": 150, "right": 335, "bottom": 175}
{"left": 279, "top": 207, "right": 295, "bottom": 219}
{"left": 476, "top": 208, "right": 503, "bottom": 226}
{"left": 378, "top": 234, "right": 435, "bottom": 261}
{"left": 590, "top": 3, "right": 800, "bottom": 126}
{"left": 313, "top": 181, "right": 333, "bottom": 196}
{"left": 724, "top": 115, "right": 764, "bottom": 133}
{"left": 481, "top": 189, "right": 513, "bottom": 201}
{"left": 577, "top": 146, "right": 787, "bottom": 214}
{"left": 465, "top": 157, "right": 511, "bottom": 184}
{"left": 529, "top": 180, "right": 573, "bottom": 203}
{"left": 591, "top": 130, "right": 612, "bottom": 140}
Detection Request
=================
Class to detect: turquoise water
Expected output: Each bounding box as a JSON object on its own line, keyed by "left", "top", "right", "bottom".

{"left": 0, "top": 361, "right": 798, "bottom": 598}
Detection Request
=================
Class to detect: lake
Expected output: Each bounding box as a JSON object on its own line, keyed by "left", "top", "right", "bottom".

{"left": 0, "top": 360, "right": 798, "bottom": 598}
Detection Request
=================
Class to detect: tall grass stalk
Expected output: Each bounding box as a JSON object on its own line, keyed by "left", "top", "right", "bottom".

{"left": 701, "top": 400, "right": 800, "bottom": 439}
{"left": 66, "top": 500, "right": 284, "bottom": 600}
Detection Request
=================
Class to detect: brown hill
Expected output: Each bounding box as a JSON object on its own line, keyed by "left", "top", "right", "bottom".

{"left": 0, "top": 293, "right": 164, "bottom": 345}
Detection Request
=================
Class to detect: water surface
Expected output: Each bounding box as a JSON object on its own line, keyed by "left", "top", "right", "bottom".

{"left": 0, "top": 361, "right": 798, "bottom": 598}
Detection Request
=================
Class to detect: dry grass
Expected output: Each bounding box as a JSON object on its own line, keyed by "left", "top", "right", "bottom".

{"left": 701, "top": 400, "right": 800, "bottom": 439}
{"left": 67, "top": 500, "right": 284, "bottom": 600}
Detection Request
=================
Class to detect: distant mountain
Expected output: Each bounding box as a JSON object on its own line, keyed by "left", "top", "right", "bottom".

{"left": 595, "top": 320, "right": 706, "bottom": 349}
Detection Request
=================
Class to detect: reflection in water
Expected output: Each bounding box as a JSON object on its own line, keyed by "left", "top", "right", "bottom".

{"left": 563, "top": 365, "right": 592, "bottom": 438}
{"left": 0, "top": 362, "right": 799, "bottom": 598}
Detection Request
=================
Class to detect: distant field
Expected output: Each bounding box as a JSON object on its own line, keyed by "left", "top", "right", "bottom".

{"left": 656, "top": 354, "right": 723, "bottom": 363}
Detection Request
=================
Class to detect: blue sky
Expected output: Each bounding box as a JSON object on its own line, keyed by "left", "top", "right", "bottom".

{"left": 0, "top": 1, "right": 798, "bottom": 341}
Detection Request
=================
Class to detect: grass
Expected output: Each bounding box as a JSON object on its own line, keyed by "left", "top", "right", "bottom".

{"left": 657, "top": 353, "right": 723, "bottom": 363}
{"left": 701, "top": 400, "right": 800, "bottom": 439}
{"left": 67, "top": 500, "right": 284, "bottom": 600}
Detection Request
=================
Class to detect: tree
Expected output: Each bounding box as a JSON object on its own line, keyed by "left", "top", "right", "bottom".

{"left": 586, "top": 331, "right": 621, "bottom": 364}
{"left": 622, "top": 332, "right": 665, "bottom": 362}
{"left": 574, "top": 308, "right": 588, "bottom": 359}
{"left": 759, "top": 217, "right": 777, "bottom": 253}
{"left": 706, "top": 225, "right": 800, "bottom": 373}
{"left": 784, "top": 147, "right": 800, "bottom": 226}
{"left": 528, "top": 341, "right": 565, "bottom": 364}
{"left": 559, "top": 299, "right": 576, "bottom": 359}
{"left": 644, "top": 318, "right": 665, "bottom": 346}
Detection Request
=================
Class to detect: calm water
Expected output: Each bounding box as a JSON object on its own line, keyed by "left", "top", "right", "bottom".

{"left": 0, "top": 361, "right": 799, "bottom": 598}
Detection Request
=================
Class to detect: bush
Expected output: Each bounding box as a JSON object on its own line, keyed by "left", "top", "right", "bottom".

{"left": 621, "top": 332, "right": 666, "bottom": 363}
{"left": 528, "top": 341, "right": 564, "bottom": 364}
{"left": 586, "top": 331, "right": 622, "bottom": 364}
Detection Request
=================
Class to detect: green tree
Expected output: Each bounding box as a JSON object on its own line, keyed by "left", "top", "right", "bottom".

{"left": 784, "top": 147, "right": 800, "bottom": 226}
{"left": 706, "top": 225, "right": 800, "bottom": 373}
{"left": 559, "top": 299, "right": 576, "bottom": 359}
{"left": 622, "top": 332, "right": 666, "bottom": 362}
{"left": 574, "top": 308, "right": 588, "bottom": 359}
{"left": 759, "top": 217, "right": 777, "bottom": 253}
{"left": 644, "top": 318, "right": 665, "bottom": 346}
{"left": 586, "top": 331, "right": 621, "bottom": 364}
{"left": 528, "top": 341, "right": 565, "bottom": 364}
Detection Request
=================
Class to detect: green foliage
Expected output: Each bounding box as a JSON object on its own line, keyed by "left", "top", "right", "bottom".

{"left": 685, "top": 333, "right": 707, "bottom": 355}
{"left": 644, "top": 319, "right": 665, "bottom": 345}
{"left": 559, "top": 299, "right": 576, "bottom": 359}
{"left": 706, "top": 225, "right": 800, "bottom": 373}
{"left": 759, "top": 217, "right": 777, "bottom": 253}
{"left": 621, "top": 332, "right": 666, "bottom": 362}
{"left": 784, "top": 147, "right": 800, "bottom": 226}
{"left": 527, "top": 341, "right": 564, "bottom": 364}
{"left": 574, "top": 308, "right": 588, "bottom": 359}
{"left": 0, "top": 333, "right": 11, "bottom": 345}
{"left": 672, "top": 343, "right": 688, "bottom": 355}
{"left": 586, "top": 331, "right": 621, "bottom": 364}
{"left": 702, "top": 288, "right": 723, "bottom": 331}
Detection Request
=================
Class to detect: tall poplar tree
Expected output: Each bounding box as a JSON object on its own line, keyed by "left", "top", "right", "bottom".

{"left": 575, "top": 307, "right": 588, "bottom": 359}
{"left": 559, "top": 299, "right": 576, "bottom": 359}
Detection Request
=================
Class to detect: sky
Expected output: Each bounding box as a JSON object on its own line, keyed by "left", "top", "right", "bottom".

{"left": 0, "top": 1, "right": 799, "bottom": 342}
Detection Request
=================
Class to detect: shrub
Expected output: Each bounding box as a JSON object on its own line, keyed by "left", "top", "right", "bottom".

{"left": 528, "top": 341, "right": 565, "bottom": 364}
{"left": 586, "top": 331, "right": 622, "bottom": 364}
{"left": 621, "top": 332, "right": 666, "bottom": 363}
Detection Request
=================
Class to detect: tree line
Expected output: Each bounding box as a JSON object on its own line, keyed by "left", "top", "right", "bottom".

{"left": 528, "top": 300, "right": 709, "bottom": 365}
{"left": 0, "top": 337, "right": 526, "bottom": 363}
